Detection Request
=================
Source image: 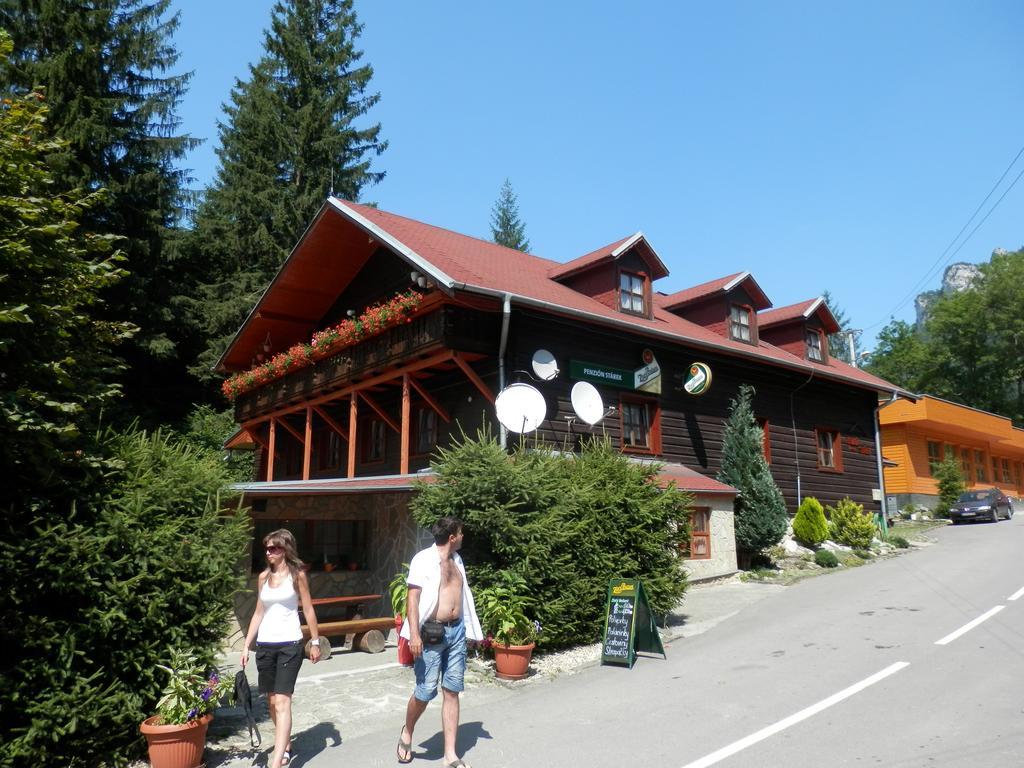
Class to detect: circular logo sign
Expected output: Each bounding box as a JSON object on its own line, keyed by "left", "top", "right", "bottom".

{"left": 683, "top": 362, "right": 712, "bottom": 396}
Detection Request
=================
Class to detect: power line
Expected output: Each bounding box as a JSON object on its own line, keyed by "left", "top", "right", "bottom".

{"left": 864, "top": 142, "right": 1024, "bottom": 331}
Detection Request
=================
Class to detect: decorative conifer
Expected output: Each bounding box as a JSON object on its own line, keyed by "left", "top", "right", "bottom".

{"left": 717, "top": 384, "right": 788, "bottom": 558}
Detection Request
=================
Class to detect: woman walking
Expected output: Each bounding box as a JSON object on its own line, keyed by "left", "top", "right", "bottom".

{"left": 242, "top": 529, "right": 321, "bottom": 768}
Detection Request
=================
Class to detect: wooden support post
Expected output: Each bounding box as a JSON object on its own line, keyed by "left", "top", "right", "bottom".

{"left": 347, "top": 395, "right": 358, "bottom": 479}
{"left": 401, "top": 373, "right": 411, "bottom": 475}
{"left": 266, "top": 418, "right": 276, "bottom": 482}
{"left": 409, "top": 377, "right": 451, "bottom": 422}
{"left": 454, "top": 352, "right": 495, "bottom": 404}
{"left": 302, "top": 407, "right": 312, "bottom": 481}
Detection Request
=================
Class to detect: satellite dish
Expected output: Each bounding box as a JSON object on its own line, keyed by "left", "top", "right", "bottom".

{"left": 570, "top": 381, "right": 605, "bottom": 425}
{"left": 495, "top": 383, "right": 547, "bottom": 433}
{"left": 531, "top": 349, "right": 559, "bottom": 381}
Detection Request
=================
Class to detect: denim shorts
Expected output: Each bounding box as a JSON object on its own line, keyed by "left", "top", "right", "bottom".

{"left": 413, "top": 618, "right": 466, "bottom": 701}
{"left": 255, "top": 640, "right": 303, "bottom": 695}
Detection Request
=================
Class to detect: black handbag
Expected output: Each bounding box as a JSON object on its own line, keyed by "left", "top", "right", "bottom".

{"left": 233, "top": 670, "right": 261, "bottom": 748}
{"left": 421, "top": 620, "right": 445, "bottom": 645}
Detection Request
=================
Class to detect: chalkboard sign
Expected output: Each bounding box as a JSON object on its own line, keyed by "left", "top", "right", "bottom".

{"left": 600, "top": 578, "right": 665, "bottom": 668}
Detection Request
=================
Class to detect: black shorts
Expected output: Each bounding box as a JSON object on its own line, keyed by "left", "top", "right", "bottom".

{"left": 255, "top": 640, "right": 304, "bottom": 695}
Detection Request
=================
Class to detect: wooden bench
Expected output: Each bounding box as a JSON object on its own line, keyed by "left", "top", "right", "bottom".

{"left": 301, "top": 616, "right": 395, "bottom": 654}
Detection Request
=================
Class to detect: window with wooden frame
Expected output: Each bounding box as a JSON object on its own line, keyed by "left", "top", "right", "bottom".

{"left": 361, "top": 418, "right": 386, "bottom": 463}
{"left": 687, "top": 508, "right": 711, "bottom": 560}
{"left": 974, "top": 449, "right": 987, "bottom": 481}
{"left": 619, "top": 396, "right": 661, "bottom": 454}
{"left": 1001, "top": 458, "right": 1011, "bottom": 484}
{"left": 959, "top": 447, "right": 971, "bottom": 479}
{"left": 816, "top": 428, "right": 842, "bottom": 471}
{"left": 927, "top": 440, "right": 942, "bottom": 476}
{"left": 756, "top": 417, "right": 771, "bottom": 463}
{"left": 992, "top": 456, "right": 1000, "bottom": 484}
{"left": 806, "top": 329, "right": 824, "bottom": 362}
{"left": 1015, "top": 461, "right": 1023, "bottom": 489}
{"left": 317, "top": 429, "right": 343, "bottom": 471}
{"left": 729, "top": 304, "right": 752, "bottom": 343}
{"left": 251, "top": 518, "right": 369, "bottom": 573}
{"left": 619, "top": 270, "right": 647, "bottom": 315}
{"left": 413, "top": 406, "right": 438, "bottom": 456}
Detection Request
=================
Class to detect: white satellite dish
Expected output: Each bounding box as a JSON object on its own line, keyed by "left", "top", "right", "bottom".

{"left": 570, "top": 381, "right": 605, "bottom": 425}
{"left": 495, "top": 383, "right": 547, "bottom": 433}
{"left": 531, "top": 349, "right": 559, "bottom": 381}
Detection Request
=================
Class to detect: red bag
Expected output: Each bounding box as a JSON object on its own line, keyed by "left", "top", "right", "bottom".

{"left": 397, "top": 620, "right": 414, "bottom": 667}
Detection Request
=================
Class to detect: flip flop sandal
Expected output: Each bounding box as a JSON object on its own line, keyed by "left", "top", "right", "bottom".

{"left": 444, "top": 761, "right": 471, "bottom": 768}
{"left": 397, "top": 729, "right": 413, "bottom": 764}
{"left": 281, "top": 749, "right": 291, "bottom": 766}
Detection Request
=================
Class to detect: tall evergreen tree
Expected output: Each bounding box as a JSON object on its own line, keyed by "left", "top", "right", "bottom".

{"left": 0, "top": 0, "right": 200, "bottom": 424}
{"left": 490, "top": 178, "right": 530, "bottom": 252}
{"left": 822, "top": 289, "right": 859, "bottom": 363}
{"left": 185, "top": 0, "right": 386, "bottom": 380}
{"left": 717, "top": 384, "right": 788, "bottom": 560}
{"left": 0, "top": 29, "right": 129, "bottom": 515}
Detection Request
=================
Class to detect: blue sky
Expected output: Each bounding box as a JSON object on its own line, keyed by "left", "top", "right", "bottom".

{"left": 174, "top": 1, "right": 1023, "bottom": 352}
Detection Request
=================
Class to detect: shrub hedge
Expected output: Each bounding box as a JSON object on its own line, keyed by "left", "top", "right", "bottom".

{"left": 792, "top": 497, "right": 828, "bottom": 546}
{"left": 410, "top": 432, "right": 692, "bottom": 649}
{"left": 827, "top": 497, "right": 877, "bottom": 549}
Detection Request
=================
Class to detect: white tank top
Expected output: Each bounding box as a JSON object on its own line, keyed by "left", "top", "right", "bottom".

{"left": 256, "top": 572, "right": 302, "bottom": 643}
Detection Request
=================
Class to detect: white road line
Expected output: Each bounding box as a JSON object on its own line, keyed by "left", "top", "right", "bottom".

{"left": 297, "top": 661, "right": 401, "bottom": 684}
{"left": 1008, "top": 586, "right": 1024, "bottom": 601}
{"left": 679, "top": 661, "right": 910, "bottom": 768}
{"left": 934, "top": 605, "right": 1005, "bottom": 645}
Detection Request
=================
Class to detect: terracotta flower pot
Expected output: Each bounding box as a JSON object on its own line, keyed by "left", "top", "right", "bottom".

{"left": 140, "top": 712, "right": 211, "bottom": 768}
{"left": 492, "top": 642, "right": 535, "bottom": 680}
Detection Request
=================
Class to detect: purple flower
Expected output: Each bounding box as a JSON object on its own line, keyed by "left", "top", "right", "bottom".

{"left": 187, "top": 708, "right": 198, "bottom": 720}
{"left": 201, "top": 687, "right": 213, "bottom": 701}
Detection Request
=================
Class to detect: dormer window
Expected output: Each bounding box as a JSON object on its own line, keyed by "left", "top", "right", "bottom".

{"left": 729, "top": 304, "right": 752, "bottom": 342}
{"left": 806, "top": 330, "right": 824, "bottom": 362}
{"left": 619, "top": 271, "right": 646, "bottom": 315}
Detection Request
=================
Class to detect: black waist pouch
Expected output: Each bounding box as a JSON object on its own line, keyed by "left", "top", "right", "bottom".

{"left": 421, "top": 620, "right": 445, "bottom": 644}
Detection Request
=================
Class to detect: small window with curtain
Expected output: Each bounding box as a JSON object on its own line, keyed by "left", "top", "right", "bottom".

{"left": 816, "top": 428, "right": 842, "bottom": 471}
{"left": 687, "top": 508, "right": 711, "bottom": 560}
{"left": 806, "top": 330, "right": 824, "bottom": 361}
{"left": 619, "top": 271, "right": 646, "bottom": 315}
{"left": 620, "top": 397, "right": 661, "bottom": 454}
{"left": 729, "top": 304, "right": 751, "bottom": 342}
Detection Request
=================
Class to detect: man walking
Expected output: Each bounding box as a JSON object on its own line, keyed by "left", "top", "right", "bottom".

{"left": 397, "top": 517, "right": 482, "bottom": 767}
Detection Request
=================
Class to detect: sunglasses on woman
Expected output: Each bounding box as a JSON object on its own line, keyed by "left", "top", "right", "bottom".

{"left": 265, "top": 545, "right": 283, "bottom": 554}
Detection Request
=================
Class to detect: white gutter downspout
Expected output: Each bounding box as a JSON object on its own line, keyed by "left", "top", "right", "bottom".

{"left": 789, "top": 370, "right": 815, "bottom": 506}
{"left": 874, "top": 391, "right": 899, "bottom": 536}
{"left": 498, "top": 293, "right": 512, "bottom": 449}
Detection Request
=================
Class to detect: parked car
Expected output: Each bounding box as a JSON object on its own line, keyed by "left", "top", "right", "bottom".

{"left": 948, "top": 488, "right": 1014, "bottom": 524}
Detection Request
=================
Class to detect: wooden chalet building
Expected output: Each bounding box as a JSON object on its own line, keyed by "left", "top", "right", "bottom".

{"left": 221, "top": 197, "right": 905, "bottom": 603}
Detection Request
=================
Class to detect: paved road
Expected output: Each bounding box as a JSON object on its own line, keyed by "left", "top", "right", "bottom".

{"left": 217, "top": 515, "right": 1024, "bottom": 767}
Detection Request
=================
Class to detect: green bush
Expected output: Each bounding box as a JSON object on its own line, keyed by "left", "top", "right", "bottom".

{"left": 792, "top": 497, "right": 828, "bottom": 546}
{"left": 933, "top": 456, "right": 966, "bottom": 519}
{"left": 0, "top": 426, "right": 249, "bottom": 767}
{"left": 886, "top": 535, "right": 910, "bottom": 549}
{"left": 853, "top": 549, "right": 874, "bottom": 559}
{"left": 827, "top": 497, "right": 877, "bottom": 549}
{"left": 411, "top": 431, "right": 691, "bottom": 649}
{"left": 815, "top": 549, "right": 839, "bottom": 568}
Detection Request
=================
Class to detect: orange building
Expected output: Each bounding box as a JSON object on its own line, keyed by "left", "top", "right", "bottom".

{"left": 879, "top": 395, "right": 1024, "bottom": 510}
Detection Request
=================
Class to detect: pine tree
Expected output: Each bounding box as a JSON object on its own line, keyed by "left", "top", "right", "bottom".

{"left": 185, "top": 0, "right": 386, "bottom": 380}
{"left": 1, "top": 0, "right": 200, "bottom": 424}
{"left": 823, "top": 289, "right": 859, "bottom": 363}
{"left": 717, "top": 384, "right": 788, "bottom": 558}
{"left": 490, "top": 178, "right": 530, "bottom": 252}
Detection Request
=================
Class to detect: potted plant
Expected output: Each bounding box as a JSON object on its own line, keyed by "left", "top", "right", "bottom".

{"left": 476, "top": 578, "right": 541, "bottom": 680}
{"left": 140, "top": 648, "right": 233, "bottom": 768}
{"left": 389, "top": 565, "right": 413, "bottom": 667}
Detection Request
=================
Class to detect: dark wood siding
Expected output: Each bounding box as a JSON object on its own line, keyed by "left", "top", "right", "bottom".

{"left": 509, "top": 311, "right": 881, "bottom": 513}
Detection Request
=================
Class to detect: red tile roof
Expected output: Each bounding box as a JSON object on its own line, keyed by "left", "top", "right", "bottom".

{"left": 224, "top": 198, "right": 904, "bottom": 396}
{"left": 652, "top": 462, "right": 738, "bottom": 495}
{"left": 759, "top": 297, "right": 840, "bottom": 334}
{"left": 658, "top": 271, "right": 771, "bottom": 311}
{"left": 548, "top": 233, "right": 668, "bottom": 281}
